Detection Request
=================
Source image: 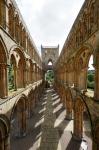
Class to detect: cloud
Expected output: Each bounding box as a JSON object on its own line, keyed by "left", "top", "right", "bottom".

{"left": 16, "top": 0, "right": 85, "bottom": 54}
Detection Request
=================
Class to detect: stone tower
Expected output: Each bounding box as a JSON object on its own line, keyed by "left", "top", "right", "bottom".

{"left": 41, "top": 45, "right": 59, "bottom": 70}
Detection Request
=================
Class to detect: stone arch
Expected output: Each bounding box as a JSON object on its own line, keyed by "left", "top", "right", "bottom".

{"left": 0, "top": 114, "right": 10, "bottom": 150}
{"left": 9, "top": 46, "right": 26, "bottom": 88}
{"left": 74, "top": 44, "right": 94, "bottom": 90}
{"left": 48, "top": 58, "right": 53, "bottom": 65}
{"left": 47, "top": 58, "right": 53, "bottom": 70}
{"left": 10, "top": 94, "right": 28, "bottom": 138}
{"left": 73, "top": 95, "right": 93, "bottom": 141}
{"left": 9, "top": 45, "right": 26, "bottom": 65}
{"left": 0, "top": 38, "right": 8, "bottom": 98}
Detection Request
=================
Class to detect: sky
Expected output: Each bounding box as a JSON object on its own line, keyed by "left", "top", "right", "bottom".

{"left": 15, "top": 0, "right": 94, "bottom": 70}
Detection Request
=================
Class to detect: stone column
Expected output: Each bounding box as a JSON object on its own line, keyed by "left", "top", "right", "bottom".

{"left": 4, "top": 135, "right": 10, "bottom": 150}
{"left": 32, "top": 69, "right": 34, "bottom": 84}
{"left": 93, "top": 120, "right": 99, "bottom": 150}
{"left": 14, "top": 66, "right": 17, "bottom": 91}
{"left": 30, "top": 69, "right": 32, "bottom": 84}
{"left": 74, "top": 69, "right": 78, "bottom": 88}
{"left": 94, "top": 65, "right": 99, "bottom": 101}
{"left": 32, "top": 64, "right": 35, "bottom": 83}
{"left": 23, "top": 68, "right": 26, "bottom": 88}
{"left": 78, "top": 67, "right": 88, "bottom": 91}
{"left": 65, "top": 90, "right": 73, "bottom": 120}
{"left": 0, "top": 139, "right": 4, "bottom": 150}
{"left": 0, "top": 63, "right": 7, "bottom": 98}
{"left": 73, "top": 108, "right": 83, "bottom": 140}
{"left": 36, "top": 66, "right": 38, "bottom": 81}
{"left": 82, "top": 67, "right": 88, "bottom": 91}
{"left": 27, "top": 99, "right": 31, "bottom": 118}
{"left": 34, "top": 63, "right": 36, "bottom": 82}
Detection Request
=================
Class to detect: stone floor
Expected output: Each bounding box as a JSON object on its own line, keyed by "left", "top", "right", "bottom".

{"left": 11, "top": 88, "right": 92, "bottom": 150}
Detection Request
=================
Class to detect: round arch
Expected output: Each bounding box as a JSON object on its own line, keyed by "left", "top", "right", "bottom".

{"left": 74, "top": 94, "right": 93, "bottom": 143}
{"left": 9, "top": 46, "right": 26, "bottom": 67}
{"left": 10, "top": 94, "right": 28, "bottom": 121}
{"left": 0, "top": 114, "right": 10, "bottom": 150}
{"left": 74, "top": 44, "right": 94, "bottom": 90}
{"left": 10, "top": 94, "right": 28, "bottom": 138}
{"left": 9, "top": 46, "right": 26, "bottom": 88}
{"left": 74, "top": 44, "right": 94, "bottom": 70}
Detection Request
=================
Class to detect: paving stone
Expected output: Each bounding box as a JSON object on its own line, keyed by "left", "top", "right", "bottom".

{"left": 39, "top": 90, "right": 60, "bottom": 150}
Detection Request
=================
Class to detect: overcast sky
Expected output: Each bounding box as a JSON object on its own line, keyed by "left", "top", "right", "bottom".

{"left": 15, "top": 0, "right": 85, "bottom": 52}
{"left": 15, "top": 0, "right": 94, "bottom": 70}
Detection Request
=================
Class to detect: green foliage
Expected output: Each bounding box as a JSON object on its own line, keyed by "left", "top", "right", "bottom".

{"left": 87, "top": 73, "right": 94, "bottom": 82}
{"left": 45, "top": 70, "right": 54, "bottom": 82}
{"left": 87, "top": 70, "right": 95, "bottom": 89}
{"left": 87, "top": 80, "right": 94, "bottom": 89}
